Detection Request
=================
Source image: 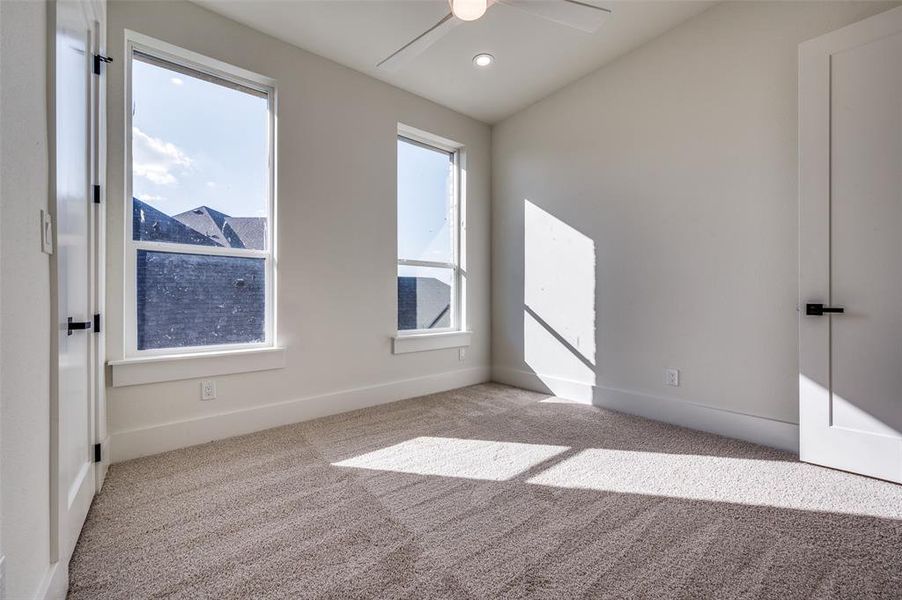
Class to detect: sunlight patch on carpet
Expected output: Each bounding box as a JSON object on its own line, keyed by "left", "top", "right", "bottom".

{"left": 526, "top": 449, "right": 902, "bottom": 520}
{"left": 333, "top": 436, "right": 570, "bottom": 481}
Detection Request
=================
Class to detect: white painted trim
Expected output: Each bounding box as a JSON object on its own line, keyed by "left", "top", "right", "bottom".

{"left": 109, "top": 347, "right": 286, "bottom": 387}
{"left": 398, "top": 122, "right": 463, "bottom": 152}
{"left": 122, "top": 31, "right": 278, "bottom": 360}
{"left": 125, "top": 30, "right": 276, "bottom": 89}
{"left": 493, "top": 367, "right": 800, "bottom": 453}
{"left": 110, "top": 367, "right": 491, "bottom": 462}
{"left": 396, "top": 125, "right": 466, "bottom": 334}
{"left": 33, "top": 561, "right": 66, "bottom": 600}
{"left": 392, "top": 330, "right": 471, "bottom": 354}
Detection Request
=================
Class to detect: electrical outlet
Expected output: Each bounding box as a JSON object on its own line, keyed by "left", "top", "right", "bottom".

{"left": 459, "top": 347, "right": 467, "bottom": 361}
{"left": 665, "top": 368, "right": 680, "bottom": 387}
{"left": 201, "top": 380, "right": 216, "bottom": 400}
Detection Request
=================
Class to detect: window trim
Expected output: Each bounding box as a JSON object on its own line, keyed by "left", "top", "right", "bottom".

{"left": 108, "top": 347, "right": 286, "bottom": 387}
{"left": 392, "top": 330, "right": 471, "bottom": 355}
{"left": 123, "top": 32, "right": 278, "bottom": 359}
{"left": 395, "top": 124, "right": 466, "bottom": 338}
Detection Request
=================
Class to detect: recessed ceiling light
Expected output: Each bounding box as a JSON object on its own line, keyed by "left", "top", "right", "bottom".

{"left": 473, "top": 53, "right": 494, "bottom": 67}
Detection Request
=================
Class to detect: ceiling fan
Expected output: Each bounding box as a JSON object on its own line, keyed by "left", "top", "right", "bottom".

{"left": 378, "top": 0, "right": 612, "bottom": 71}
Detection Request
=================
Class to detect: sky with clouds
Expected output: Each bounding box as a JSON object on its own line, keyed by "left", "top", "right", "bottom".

{"left": 131, "top": 57, "right": 269, "bottom": 218}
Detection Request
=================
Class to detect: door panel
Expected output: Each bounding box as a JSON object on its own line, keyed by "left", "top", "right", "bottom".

{"left": 830, "top": 32, "right": 902, "bottom": 439}
{"left": 55, "top": 0, "right": 96, "bottom": 557}
{"left": 799, "top": 6, "right": 902, "bottom": 484}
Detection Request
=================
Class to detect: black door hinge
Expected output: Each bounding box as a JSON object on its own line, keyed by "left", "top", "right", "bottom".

{"left": 93, "top": 184, "right": 101, "bottom": 204}
{"left": 93, "top": 313, "right": 101, "bottom": 334}
{"left": 93, "top": 54, "right": 113, "bottom": 75}
{"left": 94, "top": 443, "right": 102, "bottom": 463}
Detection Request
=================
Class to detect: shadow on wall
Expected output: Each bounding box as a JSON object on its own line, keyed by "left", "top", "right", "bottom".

{"left": 523, "top": 199, "right": 902, "bottom": 445}
{"left": 523, "top": 199, "right": 596, "bottom": 397}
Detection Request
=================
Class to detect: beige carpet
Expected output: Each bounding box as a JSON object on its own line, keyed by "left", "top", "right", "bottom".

{"left": 69, "top": 383, "right": 902, "bottom": 599}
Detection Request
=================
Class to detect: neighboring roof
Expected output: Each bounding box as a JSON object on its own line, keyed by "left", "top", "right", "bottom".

{"left": 172, "top": 206, "right": 232, "bottom": 246}
{"left": 133, "top": 199, "right": 220, "bottom": 247}
{"left": 132, "top": 198, "right": 267, "bottom": 251}
{"left": 398, "top": 276, "right": 451, "bottom": 331}
{"left": 223, "top": 217, "right": 266, "bottom": 251}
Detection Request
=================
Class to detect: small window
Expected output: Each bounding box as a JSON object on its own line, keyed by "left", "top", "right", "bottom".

{"left": 396, "top": 131, "right": 463, "bottom": 333}
{"left": 126, "top": 40, "right": 275, "bottom": 356}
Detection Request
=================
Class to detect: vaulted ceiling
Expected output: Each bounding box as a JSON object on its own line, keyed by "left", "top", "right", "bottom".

{"left": 195, "top": 0, "right": 716, "bottom": 123}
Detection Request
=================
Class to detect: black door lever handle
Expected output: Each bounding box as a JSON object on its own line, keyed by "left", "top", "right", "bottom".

{"left": 67, "top": 316, "right": 93, "bottom": 335}
{"left": 806, "top": 303, "right": 845, "bottom": 316}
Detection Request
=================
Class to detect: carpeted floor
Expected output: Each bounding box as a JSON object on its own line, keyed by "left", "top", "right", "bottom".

{"left": 68, "top": 383, "right": 902, "bottom": 599}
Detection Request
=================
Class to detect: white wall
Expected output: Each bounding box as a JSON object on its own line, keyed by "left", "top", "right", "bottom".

{"left": 0, "top": 1, "right": 54, "bottom": 598}
{"left": 105, "top": 0, "right": 492, "bottom": 461}
{"left": 491, "top": 1, "right": 897, "bottom": 448}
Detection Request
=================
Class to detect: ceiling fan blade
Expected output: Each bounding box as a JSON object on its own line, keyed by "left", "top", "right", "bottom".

{"left": 378, "top": 13, "right": 461, "bottom": 71}
{"left": 498, "top": 0, "right": 611, "bottom": 34}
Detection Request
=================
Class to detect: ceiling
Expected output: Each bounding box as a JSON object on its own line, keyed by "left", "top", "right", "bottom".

{"left": 195, "top": 0, "right": 716, "bottom": 123}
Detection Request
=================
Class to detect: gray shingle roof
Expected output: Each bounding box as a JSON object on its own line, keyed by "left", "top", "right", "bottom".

{"left": 136, "top": 250, "right": 265, "bottom": 350}
{"left": 222, "top": 217, "right": 266, "bottom": 251}
{"left": 172, "top": 206, "right": 232, "bottom": 246}
{"left": 132, "top": 199, "right": 266, "bottom": 251}
{"left": 133, "top": 199, "right": 221, "bottom": 247}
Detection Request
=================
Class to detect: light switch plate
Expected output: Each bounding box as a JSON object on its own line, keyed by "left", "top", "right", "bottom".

{"left": 41, "top": 210, "right": 53, "bottom": 254}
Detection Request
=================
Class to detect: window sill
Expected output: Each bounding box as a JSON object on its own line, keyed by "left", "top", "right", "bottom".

{"left": 392, "top": 330, "right": 471, "bottom": 355}
{"left": 108, "top": 347, "right": 286, "bottom": 387}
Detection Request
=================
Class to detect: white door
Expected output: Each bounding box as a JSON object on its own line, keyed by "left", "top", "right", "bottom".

{"left": 799, "top": 6, "right": 902, "bottom": 484}
{"left": 54, "top": 0, "right": 98, "bottom": 558}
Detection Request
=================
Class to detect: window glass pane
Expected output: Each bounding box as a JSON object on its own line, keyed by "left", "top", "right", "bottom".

{"left": 136, "top": 250, "right": 265, "bottom": 350}
{"left": 397, "top": 265, "right": 453, "bottom": 331}
{"left": 397, "top": 137, "right": 453, "bottom": 263}
{"left": 131, "top": 53, "right": 269, "bottom": 250}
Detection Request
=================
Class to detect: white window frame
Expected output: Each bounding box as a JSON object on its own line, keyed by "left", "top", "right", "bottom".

{"left": 395, "top": 124, "right": 467, "bottom": 338}
{"left": 123, "top": 32, "right": 277, "bottom": 359}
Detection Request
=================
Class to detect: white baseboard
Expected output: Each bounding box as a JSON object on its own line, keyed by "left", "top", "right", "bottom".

{"left": 111, "top": 367, "right": 491, "bottom": 462}
{"left": 492, "top": 367, "right": 799, "bottom": 453}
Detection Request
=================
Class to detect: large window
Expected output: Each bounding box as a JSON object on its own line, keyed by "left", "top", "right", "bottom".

{"left": 397, "top": 130, "right": 463, "bottom": 333}
{"left": 126, "top": 39, "right": 275, "bottom": 356}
